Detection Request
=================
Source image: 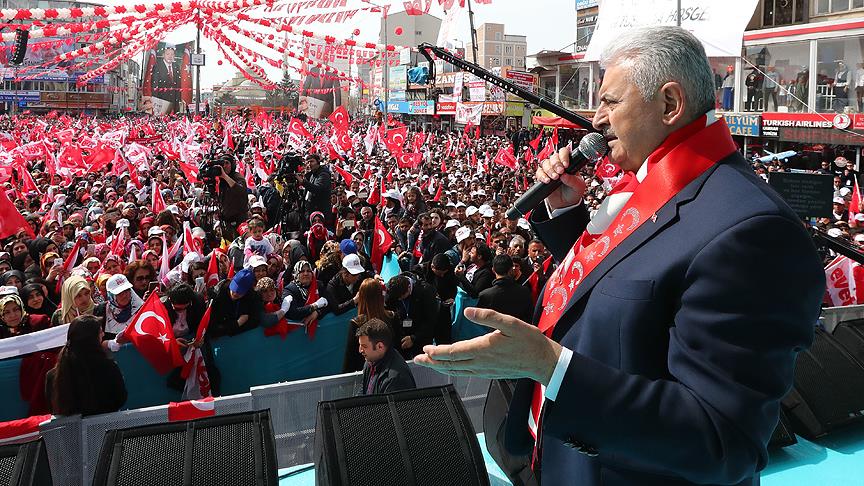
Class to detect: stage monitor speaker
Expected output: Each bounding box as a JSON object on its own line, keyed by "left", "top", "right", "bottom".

{"left": 314, "top": 385, "right": 490, "bottom": 486}
{"left": 782, "top": 327, "right": 864, "bottom": 440}
{"left": 0, "top": 438, "right": 52, "bottom": 486}
{"left": 10, "top": 29, "right": 28, "bottom": 66}
{"left": 91, "top": 411, "right": 277, "bottom": 486}
{"left": 832, "top": 318, "right": 864, "bottom": 366}
{"left": 767, "top": 410, "right": 797, "bottom": 449}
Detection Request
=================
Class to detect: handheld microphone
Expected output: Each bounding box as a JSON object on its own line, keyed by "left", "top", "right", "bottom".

{"left": 505, "top": 132, "right": 608, "bottom": 220}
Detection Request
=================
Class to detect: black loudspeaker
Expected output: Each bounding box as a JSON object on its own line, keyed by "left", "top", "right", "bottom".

{"left": 0, "top": 438, "right": 52, "bottom": 486}
{"left": 314, "top": 385, "right": 490, "bottom": 486}
{"left": 92, "top": 411, "right": 277, "bottom": 486}
{"left": 782, "top": 327, "right": 864, "bottom": 440}
{"left": 10, "top": 29, "right": 28, "bottom": 66}
{"left": 767, "top": 410, "right": 797, "bottom": 449}
{"left": 832, "top": 318, "right": 864, "bottom": 366}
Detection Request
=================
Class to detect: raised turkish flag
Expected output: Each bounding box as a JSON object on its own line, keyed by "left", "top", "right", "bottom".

{"left": 151, "top": 180, "right": 166, "bottom": 214}
{"left": 288, "top": 118, "right": 313, "bottom": 142}
{"left": 332, "top": 164, "right": 353, "bottom": 187}
{"left": 849, "top": 179, "right": 862, "bottom": 224}
{"left": 328, "top": 106, "right": 350, "bottom": 130}
{"left": 84, "top": 142, "right": 116, "bottom": 174}
{"left": 384, "top": 126, "right": 408, "bottom": 154}
{"left": 537, "top": 137, "right": 556, "bottom": 161}
{"left": 493, "top": 146, "right": 518, "bottom": 171}
{"left": 370, "top": 216, "right": 393, "bottom": 273}
{"left": 168, "top": 396, "right": 215, "bottom": 422}
{"left": 396, "top": 152, "right": 423, "bottom": 169}
{"left": 124, "top": 291, "right": 184, "bottom": 375}
{"left": 205, "top": 251, "right": 220, "bottom": 288}
{"left": 595, "top": 156, "right": 622, "bottom": 180}
{"left": 305, "top": 277, "right": 321, "bottom": 340}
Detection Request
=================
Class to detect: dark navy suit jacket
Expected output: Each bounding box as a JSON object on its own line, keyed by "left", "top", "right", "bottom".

{"left": 504, "top": 153, "right": 825, "bottom": 485}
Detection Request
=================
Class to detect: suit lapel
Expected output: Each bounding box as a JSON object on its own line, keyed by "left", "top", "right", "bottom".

{"left": 555, "top": 159, "right": 726, "bottom": 321}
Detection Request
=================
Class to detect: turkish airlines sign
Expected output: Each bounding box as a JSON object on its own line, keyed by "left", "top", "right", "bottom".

{"left": 585, "top": 0, "right": 759, "bottom": 60}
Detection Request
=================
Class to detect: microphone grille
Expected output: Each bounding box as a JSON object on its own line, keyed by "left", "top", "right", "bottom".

{"left": 578, "top": 132, "right": 609, "bottom": 161}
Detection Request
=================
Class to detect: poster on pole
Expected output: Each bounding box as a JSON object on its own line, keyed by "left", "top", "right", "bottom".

{"left": 584, "top": 0, "right": 759, "bottom": 60}
{"left": 140, "top": 40, "right": 194, "bottom": 114}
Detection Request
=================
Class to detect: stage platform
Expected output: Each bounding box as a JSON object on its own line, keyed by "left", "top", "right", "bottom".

{"left": 276, "top": 427, "right": 864, "bottom": 486}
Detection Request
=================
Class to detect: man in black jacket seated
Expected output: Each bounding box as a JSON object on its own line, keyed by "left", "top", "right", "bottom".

{"left": 358, "top": 318, "right": 416, "bottom": 395}
{"left": 477, "top": 254, "right": 534, "bottom": 324}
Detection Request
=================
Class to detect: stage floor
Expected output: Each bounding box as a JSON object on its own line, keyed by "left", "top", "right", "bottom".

{"left": 278, "top": 426, "right": 864, "bottom": 485}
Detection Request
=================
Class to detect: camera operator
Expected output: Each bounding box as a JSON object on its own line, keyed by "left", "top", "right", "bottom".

{"left": 216, "top": 154, "right": 249, "bottom": 240}
{"left": 296, "top": 154, "right": 332, "bottom": 229}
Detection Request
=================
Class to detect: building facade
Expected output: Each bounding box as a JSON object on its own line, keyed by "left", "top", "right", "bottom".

{"left": 0, "top": 0, "right": 138, "bottom": 113}
{"left": 476, "top": 23, "right": 527, "bottom": 69}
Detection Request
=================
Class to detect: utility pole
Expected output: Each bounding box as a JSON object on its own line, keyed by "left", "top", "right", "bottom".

{"left": 196, "top": 9, "right": 201, "bottom": 115}
{"left": 677, "top": 0, "right": 682, "bottom": 26}
{"left": 382, "top": 6, "right": 389, "bottom": 119}
{"left": 467, "top": 0, "right": 479, "bottom": 64}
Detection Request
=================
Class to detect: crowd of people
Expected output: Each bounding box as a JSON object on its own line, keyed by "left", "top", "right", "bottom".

{"left": 0, "top": 107, "right": 839, "bottom": 416}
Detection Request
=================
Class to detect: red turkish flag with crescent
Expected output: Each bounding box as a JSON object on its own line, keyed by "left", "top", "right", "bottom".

{"left": 124, "top": 291, "right": 183, "bottom": 375}
{"left": 493, "top": 146, "right": 518, "bottom": 171}
{"left": 371, "top": 216, "right": 393, "bottom": 273}
{"left": 168, "top": 396, "right": 215, "bottom": 422}
{"left": 333, "top": 129, "right": 353, "bottom": 152}
{"left": 396, "top": 153, "right": 423, "bottom": 169}
{"left": 384, "top": 126, "right": 408, "bottom": 154}
{"left": 288, "top": 118, "right": 313, "bottom": 142}
{"left": 328, "top": 106, "right": 350, "bottom": 131}
{"left": 205, "top": 251, "right": 220, "bottom": 288}
{"left": 332, "top": 164, "right": 353, "bottom": 187}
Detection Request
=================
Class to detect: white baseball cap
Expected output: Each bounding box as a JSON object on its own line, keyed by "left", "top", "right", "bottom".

{"left": 445, "top": 219, "right": 460, "bottom": 230}
{"left": 147, "top": 226, "right": 165, "bottom": 237}
{"left": 833, "top": 197, "right": 846, "bottom": 205}
{"left": 465, "top": 206, "right": 479, "bottom": 217}
{"left": 455, "top": 227, "right": 473, "bottom": 243}
{"left": 827, "top": 228, "right": 844, "bottom": 238}
{"left": 247, "top": 255, "right": 268, "bottom": 268}
{"left": 342, "top": 253, "right": 365, "bottom": 275}
{"left": 106, "top": 274, "right": 134, "bottom": 295}
{"left": 116, "top": 218, "right": 130, "bottom": 229}
{"left": 481, "top": 208, "right": 495, "bottom": 218}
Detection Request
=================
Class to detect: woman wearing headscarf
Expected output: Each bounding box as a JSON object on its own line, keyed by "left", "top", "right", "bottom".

{"left": 0, "top": 270, "right": 25, "bottom": 292}
{"left": 282, "top": 260, "right": 328, "bottom": 327}
{"left": 51, "top": 276, "right": 95, "bottom": 327}
{"left": 21, "top": 283, "right": 57, "bottom": 317}
{"left": 46, "top": 315, "right": 127, "bottom": 416}
{"left": 1, "top": 293, "right": 56, "bottom": 415}
{"left": 94, "top": 274, "right": 143, "bottom": 340}
{"left": 0, "top": 294, "right": 51, "bottom": 339}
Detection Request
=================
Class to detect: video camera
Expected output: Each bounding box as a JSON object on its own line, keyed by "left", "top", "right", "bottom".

{"left": 274, "top": 152, "right": 304, "bottom": 182}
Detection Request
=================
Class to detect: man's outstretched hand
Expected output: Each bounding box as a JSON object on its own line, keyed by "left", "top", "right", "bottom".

{"left": 413, "top": 307, "right": 562, "bottom": 384}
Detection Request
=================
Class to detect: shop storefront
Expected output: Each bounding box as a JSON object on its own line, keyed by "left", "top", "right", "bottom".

{"left": 758, "top": 112, "right": 864, "bottom": 169}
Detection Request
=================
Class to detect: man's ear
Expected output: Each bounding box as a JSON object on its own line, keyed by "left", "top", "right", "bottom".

{"left": 660, "top": 81, "right": 687, "bottom": 127}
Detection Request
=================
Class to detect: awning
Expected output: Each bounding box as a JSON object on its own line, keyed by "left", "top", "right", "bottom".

{"left": 531, "top": 116, "right": 584, "bottom": 129}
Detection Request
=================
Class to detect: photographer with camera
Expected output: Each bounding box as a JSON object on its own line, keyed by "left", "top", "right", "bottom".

{"left": 215, "top": 154, "right": 249, "bottom": 240}
{"left": 295, "top": 154, "right": 332, "bottom": 229}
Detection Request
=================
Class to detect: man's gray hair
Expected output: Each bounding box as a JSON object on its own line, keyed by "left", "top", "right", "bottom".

{"left": 600, "top": 26, "right": 715, "bottom": 119}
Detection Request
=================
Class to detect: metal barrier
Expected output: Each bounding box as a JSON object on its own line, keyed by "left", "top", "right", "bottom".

{"left": 821, "top": 304, "right": 864, "bottom": 333}
{"left": 30, "top": 362, "right": 489, "bottom": 486}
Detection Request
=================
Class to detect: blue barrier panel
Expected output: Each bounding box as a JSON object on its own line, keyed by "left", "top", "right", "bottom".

{"left": 0, "top": 312, "right": 355, "bottom": 419}
{"left": 113, "top": 344, "right": 182, "bottom": 409}
{"left": 451, "top": 288, "right": 490, "bottom": 341}
{"left": 0, "top": 358, "right": 28, "bottom": 422}
{"left": 213, "top": 311, "right": 354, "bottom": 396}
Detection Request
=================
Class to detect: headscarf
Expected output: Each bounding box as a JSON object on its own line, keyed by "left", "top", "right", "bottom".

{"left": 11, "top": 252, "right": 30, "bottom": 272}
{"left": 0, "top": 294, "right": 27, "bottom": 333}
{"left": 21, "top": 283, "right": 56, "bottom": 316}
{"left": 28, "top": 237, "right": 54, "bottom": 262}
{"left": 0, "top": 270, "right": 25, "bottom": 287}
{"left": 104, "top": 283, "right": 143, "bottom": 335}
{"left": 60, "top": 276, "right": 94, "bottom": 324}
{"left": 0, "top": 294, "right": 26, "bottom": 321}
{"left": 40, "top": 252, "right": 60, "bottom": 273}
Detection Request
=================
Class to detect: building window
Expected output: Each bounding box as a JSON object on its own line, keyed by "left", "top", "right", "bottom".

{"left": 816, "top": 37, "right": 864, "bottom": 113}
{"left": 516, "top": 58, "right": 524, "bottom": 68}
{"left": 739, "top": 42, "right": 810, "bottom": 113}
{"left": 495, "top": 32, "right": 502, "bottom": 41}
{"left": 814, "top": 0, "right": 864, "bottom": 14}
{"left": 415, "top": 31, "right": 422, "bottom": 35}
{"left": 495, "top": 45, "right": 501, "bottom": 54}
{"left": 763, "top": 0, "right": 804, "bottom": 26}
{"left": 505, "top": 45, "right": 512, "bottom": 54}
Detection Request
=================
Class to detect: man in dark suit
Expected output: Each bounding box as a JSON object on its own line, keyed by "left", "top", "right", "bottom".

{"left": 358, "top": 318, "right": 416, "bottom": 395}
{"left": 415, "top": 26, "right": 824, "bottom": 486}
{"left": 151, "top": 44, "right": 180, "bottom": 113}
{"left": 477, "top": 255, "right": 533, "bottom": 324}
{"left": 296, "top": 154, "right": 332, "bottom": 227}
